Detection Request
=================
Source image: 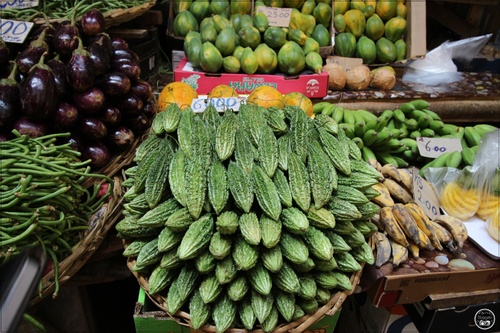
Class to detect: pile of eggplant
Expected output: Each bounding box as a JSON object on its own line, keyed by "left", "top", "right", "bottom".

{"left": 0, "top": 9, "right": 156, "bottom": 169}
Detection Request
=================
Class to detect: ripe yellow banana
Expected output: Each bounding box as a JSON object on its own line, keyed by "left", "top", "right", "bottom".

{"left": 379, "top": 206, "right": 409, "bottom": 247}
{"left": 371, "top": 183, "right": 395, "bottom": 207}
{"left": 434, "top": 214, "right": 469, "bottom": 252}
{"left": 384, "top": 178, "right": 413, "bottom": 204}
{"left": 417, "top": 229, "right": 435, "bottom": 251}
{"left": 405, "top": 203, "right": 443, "bottom": 251}
{"left": 432, "top": 221, "right": 458, "bottom": 254}
{"left": 407, "top": 239, "right": 420, "bottom": 258}
{"left": 370, "top": 213, "right": 384, "bottom": 231}
{"left": 392, "top": 203, "right": 421, "bottom": 246}
{"left": 396, "top": 168, "right": 413, "bottom": 194}
{"left": 373, "top": 231, "right": 392, "bottom": 268}
{"left": 390, "top": 239, "right": 409, "bottom": 267}
{"left": 380, "top": 163, "right": 402, "bottom": 182}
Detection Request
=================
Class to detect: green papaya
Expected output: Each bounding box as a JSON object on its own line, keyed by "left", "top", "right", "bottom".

{"left": 395, "top": 39, "right": 407, "bottom": 61}
{"left": 201, "top": 24, "right": 218, "bottom": 43}
{"left": 311, "top": 24, "right": 330, "bottom": 47}
{"left": 302, "top": 36, "right": 320, "bottom": 55}
{"left": 230, "top": 0, "right": 251, "bottom": 15}
{"left": 284, "top": 0, "right": 305, "bottom": 8}
{"left": 263, "top": 26, "right": 287, "bottom": 49}
{"left": 375, "top": 0, "right": 397, "bottom": 21}
{"left": 305, "top": 51, "right": 323, "bottom": 74}
{"left": 288, "top": 28, "right": 307, "bottom": 46}
{"left": 278, "top": 41, "right": 306, "bottom": 75}
{"left": 334, "top": 32, "right": 356, "bottom": 57}
{"left": 240, "top": 47, "right": 259, "bottom": 74}
{"left": 334, "top": 0, "right": 350, "bottom": 15}
{"left": 231, "top": 13, "right": 243, "bottom": 32}
{"left": 200, "top": 17, "right": 214, "bottom": 31}
{"left": 189, "top": 0, "right": 211, "bottom": 24}
{"left": 365, "top": 14, "right": 384, "bottom": 40}
{"left": 333, "top": 14, "right": 346, "bottom": 33}
{"left": 215, "top": 27, "right": 239, "bottom": 56}
{"left": 233, "top": 45, "right": 245, "bottom": 61}
{"left": 238, "top": 26, "right": 261, "bottom": 49}
{"left": 173, "top": 11, "right": 199, "bottom": 37}
{"left": 254, "top": 43, "right": 278, "bottom": 74}
{"left": 264, "top": 0, "right": 283, "bottom": 7}
{"left": 350, "top": 0, "right": 365, "bottom": 11}
{"left": 184, "top": 36, "right": 203, "bottom": 67}
{"left": 313, "top": 2, "right": 332, "bottom": 27}
{"left": 238, "top": 14, "right": 254, "bottom": 33}
{"left": 210, "top": 0, "right": 230, "bottom": 17}
{"left": 384, "top": 16, "right": 407, "bottom": 43}
{"left": 355, "top": 36, "right": 377, "bottom": 64}
{"left": 223, "top": 56, "right": 241, "bottom": 73}
{"left": 363, "top": 5, "right": 375, "bottom": 18}
{"left": 301, "top": 0, "right": 316, "bottom": 15}
{"left": 200, "top": 41, "right": 223, "bottom": 73}
{"left": 184, "top": 31, "right": 201, "bottom": 44}
{"left": 289, "top": 8, "right": 310, "bottom": 34}
{"left": 253, "top": 12, "right": 269, "bottom": 33}
{"left": 212, "top": 14, "right": 232, "bottom": 32}
{"left": 376, "top": 37, "right": 397, "bottom": 63}
{"left": 343, "top": 9, "right": 365, "bottom": 39}
{"left": 173, "top": 0, "right": 192, "bottom": 14}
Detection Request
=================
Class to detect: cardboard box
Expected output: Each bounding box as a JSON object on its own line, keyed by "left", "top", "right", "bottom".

{"left": 174, "top": 57, "right": 329, "bottom": 97}
{"left": 404, "top": 300, "right": 500, "bottom": 333}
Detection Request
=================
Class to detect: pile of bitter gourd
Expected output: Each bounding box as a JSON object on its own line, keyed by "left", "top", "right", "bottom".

{"left": 117, "top": 103, "right": 382, "bottom": 332}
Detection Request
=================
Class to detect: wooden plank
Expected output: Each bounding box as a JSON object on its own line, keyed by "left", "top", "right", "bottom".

{"left": 427, "top": 2, "right": 480, "bottom": 38}
{"left": 107, "top": 28, "right": 148, "bottom": 39}
{"left": 426, "top": 289, "right": 500, "bottom": 310}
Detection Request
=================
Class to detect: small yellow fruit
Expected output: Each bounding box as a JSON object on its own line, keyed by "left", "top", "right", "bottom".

{"left": 157, "top": 81, "right": 198, "bottom": 111}
{"left": 282, "top": 92, "right": 314, "bottom": 117}
{"left": 207, "top": 84, "right": 239, "bottom": 98}
{"left": 246, "top": 86, "right": 285, "bottom": 109}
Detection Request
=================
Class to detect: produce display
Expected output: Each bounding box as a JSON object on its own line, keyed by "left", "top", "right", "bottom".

{"left": 333, "top": 0, "right": 408, "bottom": 63}
{"left": 117, "top": 85, "right": 384, "bottom": 332}
{"left": 0, "top": 131, "right": 112, "bottom": 296}
{"left": 176, "top": 0, "right": 333, "bottom": 75}
{"left": 0, "top": 8, "right": 155, "bottom": 169}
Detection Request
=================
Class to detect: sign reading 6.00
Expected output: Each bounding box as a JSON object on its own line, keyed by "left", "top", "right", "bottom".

{"left": 0, "top": 19, "right": 34, "bottom": 43}
{"left": 256, "top": 6, "right": 292, "bottom": 27}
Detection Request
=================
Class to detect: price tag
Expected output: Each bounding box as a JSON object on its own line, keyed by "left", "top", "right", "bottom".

{"left": 191, "top": 97, "right": 244, "bottom": 113}
{"left": 0, "top": 19, "right": 34, "bottom": 43}
{"left": 412, "top": 167, "right": 440, "bottom": 220}
{"left": 256, "top": 6, "right": 292, "bottom": 27}
{"left": 1, "top": 0, "right": 38, "bottom": 9}
{"left": 416, "top": 137, "right": 462, "bottom": 158}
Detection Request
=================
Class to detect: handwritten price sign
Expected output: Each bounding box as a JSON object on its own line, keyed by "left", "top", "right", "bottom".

{"left": 412, "top": 168, "right": 440, "bottom": 220}
{"left": 416, "top": 137, "right": 462, "bottom": 158}
{"left": 191, "top": 97, "right": 244, "bottom": 113}
{"left": 0, "top": 19, "right": 33, "bottom": 43}
{"left": 256, "top": 6, "right": 292, "bottom": 27}
{"left": 0, "top": 0, "right": 38, "bottom": 10}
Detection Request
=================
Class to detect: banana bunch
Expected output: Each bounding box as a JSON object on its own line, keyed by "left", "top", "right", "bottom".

{"left": 371, "top": 205, "right": 469, "bottom": 268}
{"left": 371, "top": 163, "right": 413, "bottom": 207}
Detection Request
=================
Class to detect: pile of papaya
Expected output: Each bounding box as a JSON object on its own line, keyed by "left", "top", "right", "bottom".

{"left": 172, "top": 0, "right": 336, "bottom": 75}
{"left": 333, "top": 0, "right": 408, "bottom": 64}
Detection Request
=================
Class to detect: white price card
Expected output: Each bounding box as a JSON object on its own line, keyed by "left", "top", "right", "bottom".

{"left": 1, "top": 0, "right": 38, "bottom": 9}
{"left": 416, "top": 136, "right": 462, "bottom": 158}
{"left": 0, "top": 19, "right": 34, "bottom": 43}
{"left": 412, "top": 167, "right": 440, "bottom": 220}
{"left": 256, "top": 6, "right": 292, "bottom": 27}
{"left": 191, "top": 97, "right": 245, "bottom": 113}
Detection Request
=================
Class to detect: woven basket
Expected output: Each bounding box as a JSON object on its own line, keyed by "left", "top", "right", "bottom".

{"left": 29, "top": 137, "right": 141, "bottom": 306}
{"left": 32, "top": 1, "right": 156, "bottom": 28}
{"left": 126, "top": 256, "right": 364, "bottom": 333}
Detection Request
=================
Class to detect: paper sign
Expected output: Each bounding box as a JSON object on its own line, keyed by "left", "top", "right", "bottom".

{"left": 191, "top": 97, "right": 245, "bottom": 113}
{"left": 416, "top": 137, "right": 462, "bottom": 158}
{"left": 0, "top": 19, "right": 34, "bottom": 43}
{"left": 1, "top": 0, "right": 38, "bottom": 9}
{"left": 325, "top": 56, "right": 363, "bottom": 71}
{"left": 412, "top": 167, "right": 440, "bottom": 220}
{"left": 256, "top": 6, "right": 292, "bottom": 27}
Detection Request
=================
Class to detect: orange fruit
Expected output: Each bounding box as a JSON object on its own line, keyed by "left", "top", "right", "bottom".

{"left": 246, "top": 86, "right": 285, "bottom": 109}
{"left": 157, "top": 81, "right": 198, "bottom": 111}
{"left": 207, "top": 84, "right": 239, "bottom": 98}
{"left": 282, "top": 92, "right": 314, "bottom": 117}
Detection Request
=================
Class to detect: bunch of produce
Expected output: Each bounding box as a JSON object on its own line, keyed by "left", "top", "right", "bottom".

{"left": 312, "top": 99, "right": 499, "bottom": 170}
{"left": 333, "top": 0, "right": 408, "bottom": 64}
{"left": 117, "top": 96, "right": 384, "bottom": 331}
{"left": 367, "top": 163, "right": 469, "bottom": 267}
{"left": 0, "top": 131, "right": 112, "bottom": 296}
{"left": 177, "top": 0, "right": 333, "bottom": 75}
{"left": 0, "top": 8, "right": 155, "bottom": 168}
{"left": 322, "top": 63, "right": 397, "bottom": 91}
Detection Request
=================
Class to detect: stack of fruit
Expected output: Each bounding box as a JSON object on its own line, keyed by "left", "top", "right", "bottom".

{"left": 117, "top": 84, "right": 384, "bottom": 332}
{"left": 174, "top": 0, "right": 334, "bottom": 75}
{"left": 333, "top": 0, "right": 408, "bottom": 64}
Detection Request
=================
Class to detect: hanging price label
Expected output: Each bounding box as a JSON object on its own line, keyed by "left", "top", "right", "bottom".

{"left": 0, "top": 19, "right": 34, "bottom": 43}
{"left": 256, "top": 6, "right": 292, "bottom": 27}
{"left": 191, "top": 97, "right": 245, "bottom": 113}
{"left": 412, "top": 167, "right": 440, "bottom": 220}
{"left": 416, "top": 137, "right": 462, "bottom": 158}
{"left": 1, "top": 0, "right": 38, "bottom": 10}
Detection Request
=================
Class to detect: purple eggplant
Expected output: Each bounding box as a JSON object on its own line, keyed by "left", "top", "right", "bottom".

{"left": 47, "top": 56, "right": 69, "bottom": 98}
{"left": 66, "top": 37, "right": 95, "bottom": 92}
{"left": 100, "top": 105, "right": 122, "bottom": 125}
{"left": 130, "top": 79, "right": 153, "bottom": 103}
{"left": 111, "top": 37, "right": 129, "bottom": 50}
{"left": 73, "top": 86, "right": 105, "bottom": 115}
{"left": 110, "top": 59, "right": 141, "bottom": 80}
{"left": 125, "top": 112, "right": 151, "bottom": 134}
{"left": 82, "top": 141, "right": 111, "bottom": 169}
{"left": 51, "top": 101, "right": 79, "bottom": 131}
{"left": 95, "top": 71, "right": 131, "bottom": 96}
{"left": 0, "top": 63, "right": 21, "bottom": 128}
{"left": 141, "top": 101, "right": 157, "bottom": 118}
{"left": 16, "top": 28, "right": 50, "bottom": 74}
{"left": 20, "top": 53, "right": 57, "bottom": 121}
{"left": 88, "top": 41, "right": 110, "bottom": 76}
{"left": 79, "top": 117, "right": 107, "bottom": 141}
{"left": 14, "top": 116, "right": 49, "bottom": 138}
{"left": 92, "top": 33, "right": 113, "bottom": 56}
{"left": 0, "top": 38, "right": 10, "bottom": 69}
{"left": 111, "top": 48, "right": 140, "bottom": 64}
{"left": 52, "top": 21, "right": 80, "bottom": 58}
{"left": 107, "top": 126, "right": 135, "bottom": 150}
{"left": 80, "top": 8, "right": 106, "bottom": 36}
{"left": 111, "top": 94, "right": 143, "bottom": 116}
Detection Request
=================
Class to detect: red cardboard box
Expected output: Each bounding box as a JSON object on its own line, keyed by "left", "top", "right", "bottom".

{"left": 174, "top": 57, "right": 329, "bottom": 98}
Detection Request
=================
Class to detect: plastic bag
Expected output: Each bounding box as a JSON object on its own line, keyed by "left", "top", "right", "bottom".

{"left": 402, "top": 34, "right": 492, "bottom": 86}
{"left": 424, "top": 129, "right": 500, "bottom": 221}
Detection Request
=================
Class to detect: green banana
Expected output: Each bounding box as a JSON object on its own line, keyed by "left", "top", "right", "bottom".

{"left": 408, "top": 109, "right": 427, "bottom": 120}
{"left": 361, "top": 146, "right": 378, "bottom": 166}
{"left": 464, "top": 126, "right": 482, "bottom": 147}
{"left": 417, "top": 115, "right": 430, "bottom": 129}
{"left": 357, "top": 109, "right": 379, "bottom": 130}
{"left": 420, "top": 128, "right": 435, "bottom": 137}
{"left": 375, "top": 152, "right": 399, "bottom": 166}
{"left": 432, "top": 152, "right": 452, "bottom": 168}
{"left": 461, "top": 146, "right": 476, "bottom": 166}
{"left": 352, "top": 137, "right": 364, "bottom": 149}
{"left": 445, "top": 151, "right": 462, "bottom": 168}
{"left": 339, "top": 123, "right": 355, "bottom": 138}
{"left": 331, "top": 106, "right": 345, "bottom": 124}
{"left": 428, "top": 119, "right": 445, "bottom": 132}
{"left": 391, "top": 155, "right": 410, "bottom": 168}
{"left": 354, "top": 120, "right": 367, "bottom": 138}
{"left": 363, "top": 129, "right": 378, "bottom": 146}
{"left": 404, "top": 118, "right": 419, "bottom": 131}
{"left": 473, "top": 124, "right": 498, "bottom": 136}
{"left": 320, "top": 104, "right": 336, "bottom": 116}
{"left": 342, "top": 108, "right": 356, "bottom": 125}
{"left": 437, "top": 123, "right": 458, "bottom": 136}
{"left": 421, "top": 108, "right": 442, "bottom": 121}
{"left": 370, "top": 129, "right": 395, "bottom": 147}
{"left": 409, "top": 131, "right": 421, "bottom": 139}
{"left": 393, "top": 109, "right": 406, "bottom": 123}
{"left": 313, "top": 102, "right": 331, "bottom": 114}
{"left": 399, "top": 102, "right": 416, "bottom": 114}
{"left": 409, "top": 99, "right": 430, "bottom": 110}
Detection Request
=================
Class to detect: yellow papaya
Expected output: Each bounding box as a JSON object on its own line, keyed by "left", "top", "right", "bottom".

{"left": 350, "top": 0, "right": 366, "bottom": 11}
{"left": 289, "top": 8, "right": 310, "bottom": 33}
{"left": 365, "top": 14, "right": 385, "bottom": 41}
{"left": 264, "top": 0, "right": 283, "bottom": 7}
{"left": 344, "top": 9, "right": 366, "bottom": 39}
{"left": 230, "top": 0, "right": 251, "bottom": 15}
{"left": 303, "top": 14, "right": 316, "bottom": 36}
{"left": 278, "top": 41, "right": 306, "bottom": 75}
{"left": 200, "top": 41, "right": 223, "bottom": 73}
{"left": 254, "top": 43, "right": 279, "bottom": 74}
{"left": 288, "top": 28, "right": 307, "bottom": 46}
{"left": 305, "top": 51, "right": 323, "bottom": 74}
{"left": 284, "top": 0, "right": 305, "bottom": 8}
{"left": 384, "top": 16, "right": 407, "bottom": 43}
{"left": 376, "top": 0, "right": 398, "bottom": 21}
{"left": 283, "top": 92, "right": 314, "bottom": 117}
{"left": 334, "top": 0, "right": 350, "bottom": 15}
{"left": 240, "top": 47, "right": 259, "bottom": 74}
{"left": 397, "top": 3, "right": 407, "bottom": 19}
{"left": 302, "top": 36, "right": 320, "bottom": 55}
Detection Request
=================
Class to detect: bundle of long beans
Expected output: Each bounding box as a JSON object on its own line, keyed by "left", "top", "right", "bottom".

{"left": 0, "top": 130, "right": 112, "bottom": 297}
{"left": 0, "top": 0, "right": 153, "bottom": 21}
